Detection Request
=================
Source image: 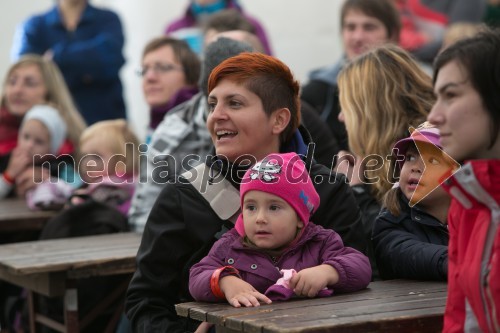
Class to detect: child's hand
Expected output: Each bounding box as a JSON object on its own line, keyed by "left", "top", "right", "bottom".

{"left": 219, "top": 275, "right": 272, "bottom": 307}
{"left": 289, "top": 265, "right": 339, "bottom": 298}
{"left": 15, "top": 167, "right": 50, "bottom": 197}
{"left": 5, "top": 147, "right": 31, "bottom": 179}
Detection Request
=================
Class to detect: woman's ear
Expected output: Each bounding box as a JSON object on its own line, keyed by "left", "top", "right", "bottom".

{"left": 271, "top": 108, "right": 291, "bottom": 135}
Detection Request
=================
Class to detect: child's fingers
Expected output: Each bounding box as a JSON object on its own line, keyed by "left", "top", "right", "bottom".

{"left": 230, "top": 292, "right": 264, "bottom": 307}
{"left": 255, "top": 292, "right": 272, "bottom": 304}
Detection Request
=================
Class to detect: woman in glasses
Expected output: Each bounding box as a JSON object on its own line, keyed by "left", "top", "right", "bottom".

{"left": 139, "top": 36, "right": 201, "bottom": 142}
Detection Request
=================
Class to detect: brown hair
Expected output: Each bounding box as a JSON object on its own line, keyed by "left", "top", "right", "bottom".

{"left": 142, "top": 36, "right": 201, "bottom": 86}
{"left": 341, "top": 0, "right": 401, "bottom": 42}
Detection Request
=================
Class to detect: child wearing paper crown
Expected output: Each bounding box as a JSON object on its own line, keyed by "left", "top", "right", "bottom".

{"left": 0, "top": 104, "right": 74, "bottom": 200}
{"left": 372, "top": 122, "right": 458, "bottom": 281}
{"left": 189, "top": 152, "right": 371, "bottom": 309}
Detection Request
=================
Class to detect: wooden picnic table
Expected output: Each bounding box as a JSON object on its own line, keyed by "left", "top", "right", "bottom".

{"left": 0, "top": 232, "right": 142, "bottom": 333}
{"left": 176, "top": 279, "right": 448, "bottom": 333}
{"left": 0, "top": 198, "right": 58, "bottom": 233}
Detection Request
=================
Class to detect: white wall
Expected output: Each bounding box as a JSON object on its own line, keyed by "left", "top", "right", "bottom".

{"left": 0, "top": 0, "right": 344, "bottom": 140}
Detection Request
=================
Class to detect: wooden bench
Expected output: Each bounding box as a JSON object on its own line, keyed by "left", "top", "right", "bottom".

{"left": 0, "top": 198, "right": 58, "bottom": 234}
{"left": 176, "top": 279, "right": 447, "bottom": 333}
{"left": 0, "top": 232, "right": 142, "bottom": 333}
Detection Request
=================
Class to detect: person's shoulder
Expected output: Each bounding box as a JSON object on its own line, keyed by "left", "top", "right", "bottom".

{"left": 375, "top": 205, "right": 410, "bottom": 227}
{"left": 86, "top": 4, "right": 122, "bottom": 21}
{"left": 23, "top": 7, "right": 54, "bottom": 26}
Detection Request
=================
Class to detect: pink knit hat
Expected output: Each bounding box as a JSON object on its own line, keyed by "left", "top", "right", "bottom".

{"left": 234, "top": 152, "right": 320, "bottom": 236}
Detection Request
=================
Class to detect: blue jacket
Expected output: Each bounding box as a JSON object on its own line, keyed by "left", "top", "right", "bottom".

{"left": 12, "top": 3, "right": 126, "bottom": 125}
{"left": 189, "top": 224, "right": 371, "bottom": 302}
{"left": 372, "top": 192, "right": 449, "bottom": 281}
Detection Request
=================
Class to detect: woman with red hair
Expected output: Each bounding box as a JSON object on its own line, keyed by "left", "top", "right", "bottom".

{"left": 126, "top": 53, "right": 365, "bottom": 332}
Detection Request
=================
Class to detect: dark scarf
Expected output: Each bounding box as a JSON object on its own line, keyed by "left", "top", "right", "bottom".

{"left": 149, "top": 86, "right": 199, "bottom": 130}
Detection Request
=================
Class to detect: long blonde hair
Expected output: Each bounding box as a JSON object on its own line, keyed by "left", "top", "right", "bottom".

{"left": 338, "top": 44, "right": 434, "bottom": 201}
{"left": 1, "top": 54, "right": 87, "bottom": 148}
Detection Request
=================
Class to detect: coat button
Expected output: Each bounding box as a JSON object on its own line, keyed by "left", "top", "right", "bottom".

{"left": 251, "top": 264, "right": 258, "bottom": 270}
{"left": 227, "top": 258, "right": 234, "bottom": 264}
{"left": 415, "top": 215, "right": 421, "bottom": 221}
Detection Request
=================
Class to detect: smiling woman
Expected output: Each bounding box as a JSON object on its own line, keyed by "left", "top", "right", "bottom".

{"left": 125, "top": 52, "right": 367, "bottom": 332}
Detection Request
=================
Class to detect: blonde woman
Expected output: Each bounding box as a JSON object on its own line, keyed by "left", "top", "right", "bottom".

{"left": 0, "top": 55, "right": 87, "bottom": 196}
{"left": 1, "top": 54, "right": 86, "bottom": 155}
{"left": 337, "top": 44, "right": 434, "bottom": 278}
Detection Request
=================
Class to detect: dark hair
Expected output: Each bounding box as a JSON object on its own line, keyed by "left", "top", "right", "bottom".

{"left": 142, "top": 36, "right": 201, "bottom": 86}
{"left": 433, "top": 28, "right": 500, "bottom": 148}
{"left": 199, "top": 37, "right": 253, "bottom": 96}
{"left": 203, "top": 8, "right": 255, "bottom": 34}
{"left": 341, "top": 0, "right": 401, "bottom": 42}
{"left": 208, "top": 53, "right": 300, "bottom": 143}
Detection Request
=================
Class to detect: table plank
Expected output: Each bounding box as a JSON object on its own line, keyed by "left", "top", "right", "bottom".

{"left": 0, "top": 232, "right": 141, "bottom": 275}
{"left": 0, "top": 198, "right": 58, "bottom": 232}
{"left": 176, "top": 280, "right": 447, "bottom": 333}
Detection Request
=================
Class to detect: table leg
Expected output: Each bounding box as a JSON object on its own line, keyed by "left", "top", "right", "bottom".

{"left": 64, "top": 280, "right": 79, "bottom": 333}
{"left": 27, "top": 290, "right": 37, "bottom": 333}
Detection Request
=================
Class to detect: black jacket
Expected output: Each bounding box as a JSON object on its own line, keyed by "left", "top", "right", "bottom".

{"left": 372, "top": 192, "right": 449, "bottom": 281}
{"left": 125, "top": 129, "right": 366, "bottom": 333}
{"left": 302, "top": 70, "right": 347, "bottom": 152}
{"left": 300, "top": 100, "right": 339, "bottom": 168}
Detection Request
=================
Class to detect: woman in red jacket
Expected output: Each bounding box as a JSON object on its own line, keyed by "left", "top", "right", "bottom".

{"left": 428, "top": 28, "right": 500, "bottom": 332}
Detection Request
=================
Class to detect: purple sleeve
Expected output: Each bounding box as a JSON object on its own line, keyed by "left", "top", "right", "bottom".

{"left": 320, "top": 230, "right": 372, "bottom": 293}
{"left": 188, "top": 230, "right": 238, "bottom": 301}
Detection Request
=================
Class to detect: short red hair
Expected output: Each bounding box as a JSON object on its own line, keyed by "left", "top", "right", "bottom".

{"left": 208, "top": 52, "right": 300, "bottom": 143}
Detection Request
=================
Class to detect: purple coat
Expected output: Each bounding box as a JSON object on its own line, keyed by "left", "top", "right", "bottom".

{"left": 189, "top": 223, "right": 371, "bottom": 302}
{"left": 165, "top": 0, "right": 273, "bottom": 55}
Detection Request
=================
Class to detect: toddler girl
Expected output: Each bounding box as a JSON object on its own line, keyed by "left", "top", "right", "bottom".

{"left": 189, "top": 152, "right": 371, "bottom": 309}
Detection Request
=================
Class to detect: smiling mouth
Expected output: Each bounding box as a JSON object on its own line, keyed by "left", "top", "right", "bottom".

{"left": 216, "top": 130, "right": 238, "bottom": 140}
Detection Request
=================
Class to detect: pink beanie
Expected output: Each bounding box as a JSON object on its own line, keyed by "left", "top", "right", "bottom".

{"left": 234, "top": 152, "right": 320, "bottom": 236}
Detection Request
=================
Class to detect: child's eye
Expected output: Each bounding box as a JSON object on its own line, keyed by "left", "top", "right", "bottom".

{"left": 405, "top": 153, "right": 417, "bottom": 162}
{"left": 269, "top": 204, "right": 280, "bottom": 211}
{"left": 245, "top": 204, "right": 256, "bottom": 212}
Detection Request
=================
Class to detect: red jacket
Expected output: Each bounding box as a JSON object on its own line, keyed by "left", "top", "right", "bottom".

{"left": 442, "top": 160, "right": 500, "bottom": 332}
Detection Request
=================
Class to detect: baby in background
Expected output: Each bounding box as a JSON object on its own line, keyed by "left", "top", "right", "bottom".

{"left": 189, "top": 152, "right": 371, "bottom": 308}
{"left": 0, "top": 104, "right": 70, "bottom": 201}
{"left": 72, "top": 119, "right": 139, "bottom": 215}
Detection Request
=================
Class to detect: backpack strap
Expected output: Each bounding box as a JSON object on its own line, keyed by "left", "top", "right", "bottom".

{"left": 182, "top": 163, "right": 240, "bottom": 224}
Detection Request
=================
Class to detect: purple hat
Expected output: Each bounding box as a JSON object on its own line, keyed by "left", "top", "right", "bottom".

{"left": 234, "top": 152, "right": 320, "bottom": 237}
{"left": 392, "top": 127, "right": 442, "bottom": 169}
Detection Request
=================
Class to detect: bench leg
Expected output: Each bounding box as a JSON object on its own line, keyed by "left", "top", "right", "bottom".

{"left": 64, "top": 281, "right": 79, "bottom": 333}
{"left": 28, "top": 290, "right": 37, "bottom": 333}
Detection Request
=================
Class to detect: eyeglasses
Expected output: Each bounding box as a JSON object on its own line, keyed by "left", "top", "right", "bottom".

{"left": 137, "top": 63, "right": 182, "bottom": 77}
